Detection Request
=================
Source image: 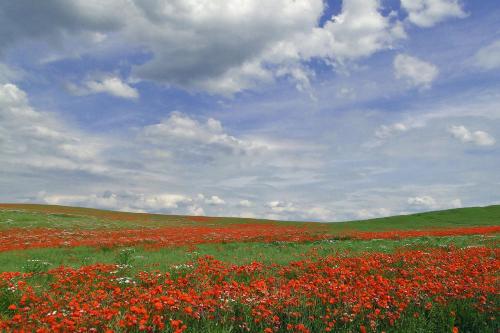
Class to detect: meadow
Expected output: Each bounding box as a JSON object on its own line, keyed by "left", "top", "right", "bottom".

{"left": 0, "top": 203, "right": 498, "bottom": 332}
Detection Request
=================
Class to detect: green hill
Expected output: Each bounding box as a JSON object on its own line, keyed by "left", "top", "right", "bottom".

{"left": 0, "top": 203, "right": 499, "bottom": 231}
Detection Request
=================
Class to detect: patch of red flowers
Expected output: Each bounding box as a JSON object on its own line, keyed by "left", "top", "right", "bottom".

{"left": 0, "top": 224, "right": 327, "bottom": 252}
{"left": 0, "top": 247, "right": 497, "bottom": 332}
{"left": 346, "top": 225, "right": 500, "bottom": 240}
{"left": 0, "top": 224, "right": 498, "bottom": 252}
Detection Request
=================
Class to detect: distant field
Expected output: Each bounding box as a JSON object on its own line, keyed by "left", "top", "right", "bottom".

{"left": 1, "top": 203, "right": 499, "bottom": 230}
{"left": 0, "top": 203, "right": 498, "bottom": 332}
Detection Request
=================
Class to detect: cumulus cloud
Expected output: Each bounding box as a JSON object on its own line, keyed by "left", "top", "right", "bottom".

{"left": 139, "top": 193, "right": 192, "bottom": 210}
{"left": 474, "top": 39, "right": 500, "bottom": 70}
{"left": 0, "top": 0, "right": 406, "bottom": 96}
{"left": 400, "top": 0, "right": 467, "bottom": 28}
{"left": 407, "top": 195, "right": 437, "bottom": 208}
{"left": 305, "top": 0, "right": 406, "bottom": 61}
{"left": 204, "top": 195, "right": 225, "bottom": 206}
{"left": 67, "top": 75, "right": 139, "bottom": 99}
{"left": 239, "top": 200, "right": 253, "bottom": 207}
{"left": 394, "top": 54, "right": 438, "bottom": 88}
{"left": 267, "top": 201, "right": 297, "bottom": 214}
{"left": 449, "top": 125, "right": 495, "bottom": 146}
{"left": 141, "top": 111, "right": 274, "bottom": 159}
{"left": 187, "top": 205, "right": 205, "bottom": 216}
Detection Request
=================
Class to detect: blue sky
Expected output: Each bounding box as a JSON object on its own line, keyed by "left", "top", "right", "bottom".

{"left": 0, "top": 0, "right": 499, "bottom": 221}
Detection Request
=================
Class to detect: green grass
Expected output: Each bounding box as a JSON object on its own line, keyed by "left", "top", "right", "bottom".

{"left": 0, "top": 234, "right": 496, "bottom": 274}
{"left": 0, "top": 204, "right": 274, "bottom": 230}
{"left": 326, "top": 205, "right": 500, "bottom": 232}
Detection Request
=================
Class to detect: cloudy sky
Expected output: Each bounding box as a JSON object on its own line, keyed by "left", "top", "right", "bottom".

{"left": 1, "top": 0, "right": 499, "bottom": 221}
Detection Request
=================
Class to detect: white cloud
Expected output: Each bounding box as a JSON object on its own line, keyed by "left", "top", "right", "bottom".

{"left": 394, "top": 54, "right": 438, "bottom": 88}
{"left": 267, "top": 200, "right": 297, "bottom": 213}
{"left": 375, "top": 123, "right": 409, "bottom": 139}
{"left": 407, "top": 195, "right": 462, "bottom": 210}
{"left": 0, "top": 82, "right": 27, "bottom": 106}
{"left": 263, "top": 201, "right": 335, "bottom": 221}
{"left": 141, "top": 111, "right": 273, "bottom": 157}
{"left": 238, "top": 211, "right": 257, "bottom": 219}
{"left": 356, "top": 207, "right": 392, "bottom": 219}
{"left": 449, "top": 198, "right": 463, "bottom": 208}
{"left": 407, "top": 195, "right": 437, "bottom": 208}
{"left": 401, "top": 0, "right": 467, "bottom": 28}
{"left": 0, "top": 63, "right": 23, "bottom": 83}
{"left": 337, "top": 87, "right": 356, "bottom": 99}
{"left": 187, "top": 205, "right": 205, "bottom": 216}
{"left": 68, "top": 75, "right": 139, "bottom": 100}
{"left": 205, "top": 195, "right": 225, "bottom": 206}
{"left": 304, "top": 206, "right": 334, "bottom": 221}
{"left": 239, "top": 199, "right": 253, "bottom": 207}
{"left": 474, "top": 39, "right": 500, "bottom": 70}
{"left": 301, "top": 0, "right": 406, "bottom": 61}
{"left": 449, "top": 125, "right": 495, "bottom": 146}
{"left": 86, "top": 76, "right": 138, "bottom": 99}
{"left": 140, "top": 194, "right": 192, "bottom": 210}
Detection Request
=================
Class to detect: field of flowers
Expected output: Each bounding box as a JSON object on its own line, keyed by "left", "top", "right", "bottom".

{"left": 0, "top": 204, "right": 498, "bottom": 332}
{"left": 0, "top": 224, "right": 498, "bottom": 253}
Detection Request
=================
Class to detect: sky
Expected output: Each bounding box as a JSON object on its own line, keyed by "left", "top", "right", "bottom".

{"left": 0, "top": 0, "right": 499, "bottom": 222}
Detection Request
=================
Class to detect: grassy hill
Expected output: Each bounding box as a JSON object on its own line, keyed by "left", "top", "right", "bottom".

{"left": 1, "top": 203, "right": 499, "bottom": 231}
{"left": 326, "top": 204, "right": 500, "bottom": 231}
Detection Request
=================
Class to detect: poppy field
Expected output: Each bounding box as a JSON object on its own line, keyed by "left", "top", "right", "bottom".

{"left": 0, "top": 204, "right": 499, "bottom": 332}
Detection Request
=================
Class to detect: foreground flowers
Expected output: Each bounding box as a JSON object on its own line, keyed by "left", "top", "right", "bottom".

{"left": 1, "top": 246, "right": 497, "bottom": 332}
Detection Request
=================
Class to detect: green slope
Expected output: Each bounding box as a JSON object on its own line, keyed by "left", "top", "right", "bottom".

{"left": 0, "top": 203, "right": 499, "bottom": 231}
{"left": 326, "top": 205, "right": 500, "bottom": 232}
